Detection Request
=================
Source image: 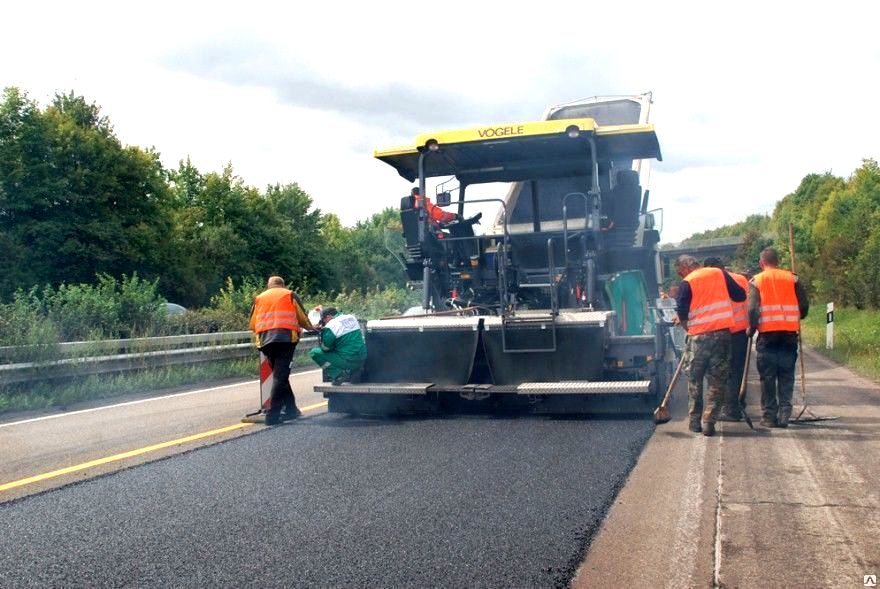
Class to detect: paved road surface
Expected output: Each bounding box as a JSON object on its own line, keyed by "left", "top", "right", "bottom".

{"left": 0, "top": 411, "right": 652, "bottom": 587}
{"left": 573, "top": 347, "right": 880, "bottom": 589}
{"left": 6, "top": 347, "right": 872, "bottom": 587}
{"left": 0, "top": 369, "right": 324, "bottom": 501}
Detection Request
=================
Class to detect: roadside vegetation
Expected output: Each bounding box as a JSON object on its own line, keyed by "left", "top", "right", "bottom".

{"left": 0, "top": 278, "right": 414, "bottom": 415}
{"left": 0, "top": 87, "right": 420, "bottom": 414}
{"left": 801, "top": 308, "right": 880, "bottom": 382}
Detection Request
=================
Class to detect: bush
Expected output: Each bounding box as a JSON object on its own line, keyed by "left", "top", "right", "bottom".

{"left": 305, "top": 287, "right": 420, "bottom": 321}
{"left": 0, "top": 273, "right": 166, "bottom": 344}
{"left": 0, "top": 289, "right": 60, "bottom": 359}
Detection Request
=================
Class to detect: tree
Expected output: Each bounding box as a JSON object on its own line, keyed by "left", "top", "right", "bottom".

{"left": 0, "top": 88, "right": 174, "bottom": 299}
{"left": 811, "top": 160, "right": 880, "bottom": 307}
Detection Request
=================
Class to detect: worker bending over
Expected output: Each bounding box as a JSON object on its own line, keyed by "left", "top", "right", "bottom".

{"left": 675, "top": 255, "right": 746, "bottom": 436}
{"left": 309, "top": 307, "right": 367, "bottom": 385}
{"left": 748, "top": 247, "right": 809, "bottom": 428}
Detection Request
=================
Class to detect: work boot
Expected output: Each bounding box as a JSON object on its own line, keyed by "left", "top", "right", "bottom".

{"left": 701, "top": 422, "right": 715, "bottom": 437}
{"left": 280, "top": 406, "right": 302, "bottom": 421}
{"left": 718, "top": 410, "right": 742, "bottom": 422}
{"left": 332, "top": 370, "right": 352, "bottom": 386}
{"left": 688, "top": 420, "right": 702, "bottom": 433}
{"left": 264, "top": 411, "right": 282, "bottom": 426}
{"left": 776, "top": 409, "right": 791, "bottom": 428}
{"left": 760, "top": 416, "right": 777, "bottom": 428}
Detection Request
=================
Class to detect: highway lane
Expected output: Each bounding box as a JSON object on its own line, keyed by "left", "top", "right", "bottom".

{"left": 0, "top": 370, "right": 325, "bottom": 502}
{"left": 0, "top": 410, "right": 654, "bottom": 588}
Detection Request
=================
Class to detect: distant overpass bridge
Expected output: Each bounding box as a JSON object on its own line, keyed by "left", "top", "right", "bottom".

{"left": 659, "top": 236, "right": 744, "bottom": 282}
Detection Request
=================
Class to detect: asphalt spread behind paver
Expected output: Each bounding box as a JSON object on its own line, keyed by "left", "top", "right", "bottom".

{"left": 0, "top": 413, "right": 653, "bottom": 588}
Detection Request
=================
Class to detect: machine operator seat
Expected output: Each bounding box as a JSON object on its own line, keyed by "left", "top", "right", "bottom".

{"left": 603, "top": 169, "right": 641, "bottom": 248}
{"left": 400, "top": 195, "right": 444, "bottom": 270}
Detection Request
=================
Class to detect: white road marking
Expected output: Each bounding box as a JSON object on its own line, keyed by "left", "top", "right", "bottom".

{"left": 713, "top": 431, "right": 724, "bottom": 588}
{"left": 0, "top": 369, "right": 323, "bottom": 429}
{"left": 666, "top": 436, "right": 708, "bottom": 589}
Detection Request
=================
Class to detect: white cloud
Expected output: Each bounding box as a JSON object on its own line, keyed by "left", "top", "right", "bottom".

{"left": 2, "top": 0, "right": 879, "bottom": 239}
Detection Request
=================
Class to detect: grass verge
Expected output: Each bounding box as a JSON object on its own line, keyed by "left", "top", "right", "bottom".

{"left": 0, "top": 350, "right": 317, "bottom": 416}
{"left": 801, "top": 306, "right": 880, "bottom": 382}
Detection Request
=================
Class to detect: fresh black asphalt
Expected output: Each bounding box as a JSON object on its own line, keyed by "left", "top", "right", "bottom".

{"left": 0, "top": 413, "right": 653, "bottom": 588}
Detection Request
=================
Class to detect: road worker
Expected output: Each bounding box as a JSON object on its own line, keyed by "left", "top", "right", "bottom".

{"left": 675, "top": 255, "right": 746, "bottom": 436}
{"left": 248, "top": 276, "right": 316, "bottom": 425}
{"left": 411, "top": 187, "right": 459, "bottom": 227}
{"left": 704, "top": 257, "right": 750, "bottom": 421}
{"left": 748, "top": 247, "right": 809, "bottom": 428}
{"left": 309, "top": 307, "right": 367, "bottom": 385}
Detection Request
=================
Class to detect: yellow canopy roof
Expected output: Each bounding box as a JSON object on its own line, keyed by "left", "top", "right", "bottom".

{"left": 374, "top": 118, "right": 661, "bottom": 183}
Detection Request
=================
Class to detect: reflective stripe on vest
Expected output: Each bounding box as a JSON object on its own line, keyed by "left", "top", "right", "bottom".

{"left": 250, "top": 288, "right": 301, "bottom": 334}
{"left": 753, "top": 268, "right": 800, "bottom": 333}
{"left": 730, "top": 272, "right": 749, "bottom": 333}
{"left": 683, "top": 267, "right": 734, "bottom": 336}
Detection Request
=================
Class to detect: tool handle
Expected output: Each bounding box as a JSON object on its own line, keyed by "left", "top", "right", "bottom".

{"left": 659, "top": 351, "right": 686, "bottom": 409}
{"left": 739, "top": 334, "right": 753, "bottom": 400}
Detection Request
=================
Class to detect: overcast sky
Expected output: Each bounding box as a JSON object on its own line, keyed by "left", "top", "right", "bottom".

{"left": 3, "top": 1, "right": 878, "bottom": 241}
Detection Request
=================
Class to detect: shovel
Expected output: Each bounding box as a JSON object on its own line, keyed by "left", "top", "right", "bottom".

{"left": 738, "top": 335, "right": 755, "bottom": 430}
{"left": 654, "top": 352, "right": 687, "bottom": 424}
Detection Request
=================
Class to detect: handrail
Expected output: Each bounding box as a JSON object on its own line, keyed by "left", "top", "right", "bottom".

{"left": 562, "top": 191, "right": 590, "bottom": 270}
{"left": 444, "top": 197, "right": 510, "bottom": 315}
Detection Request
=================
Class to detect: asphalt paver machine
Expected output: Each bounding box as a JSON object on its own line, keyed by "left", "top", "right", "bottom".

{"left": 318, "top": 94, "right": 673, "bottom": 414}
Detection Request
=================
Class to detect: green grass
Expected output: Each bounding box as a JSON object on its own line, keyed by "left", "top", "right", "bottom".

{"left": 801, "top": 306, "right": 880, "bottom": 381}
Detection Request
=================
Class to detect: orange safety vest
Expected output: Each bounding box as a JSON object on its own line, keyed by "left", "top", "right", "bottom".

{"left": 752, "top": 268, "right": 800, "bottom": 333}
{"left": 249, "top": 288, "right": 301, "bottom": 334}
{"left": 683, "top": 267, "right": 735, "bottom": 336}
{"left": 730, "top": 272, "right": 749, "bottom": 333}
{"left": 415, "top": 193, "right": 457, "bottom": 225}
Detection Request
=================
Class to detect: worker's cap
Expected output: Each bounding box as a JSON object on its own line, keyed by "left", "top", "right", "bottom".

{"left": 703, "top": 256, "right": 725, "bottom": 269}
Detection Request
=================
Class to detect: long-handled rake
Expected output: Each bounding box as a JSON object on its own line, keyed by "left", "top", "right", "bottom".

{"left": 738, "top": 335, "right": 755, "bottom": 430}
{"left": 654, "top": 351, "right": 687, "bottom": 424}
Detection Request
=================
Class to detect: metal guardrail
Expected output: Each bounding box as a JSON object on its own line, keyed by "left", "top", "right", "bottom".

{"left": 0, "top": 332, "right": 317, "bottom": 385}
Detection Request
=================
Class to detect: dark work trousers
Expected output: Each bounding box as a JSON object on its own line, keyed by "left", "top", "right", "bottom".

{"left": 260, "top": 341, "right": 297, "bottom": 417}
{"left": 755, "top": 332, "right": 799, "bottom": 421}
{"left": 726, "top": 330, "right": 749, "bottom": 414}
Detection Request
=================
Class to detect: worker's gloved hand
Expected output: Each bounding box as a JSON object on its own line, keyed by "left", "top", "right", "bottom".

{"left": 746, "top": 328, "right": 755, "bottom": 338}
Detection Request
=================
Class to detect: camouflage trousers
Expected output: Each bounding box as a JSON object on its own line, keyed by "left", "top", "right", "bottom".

{"left": 685, "top": 330, "right": 731, "bottom": 425}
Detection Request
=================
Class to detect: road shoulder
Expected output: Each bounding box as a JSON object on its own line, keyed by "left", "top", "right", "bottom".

{"left": 572, "top": 347, "right": 880, "bottom": 588}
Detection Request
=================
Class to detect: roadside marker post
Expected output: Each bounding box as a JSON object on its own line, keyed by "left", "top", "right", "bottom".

{"left": 826, "top": 302, "right": 834, "bottom": 350}
{"left": 259, "top": 351, "right": 273, "bottom": 411}
{"left": 242, "top": 352, "right": 273, "bottom": 421}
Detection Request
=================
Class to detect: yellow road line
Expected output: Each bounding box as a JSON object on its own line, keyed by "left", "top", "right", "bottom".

{"left": 300, "top": 400, "right": 328, "bottom": 413}
{"left": 0, "top": 399, "right": 329, "bottom": 493}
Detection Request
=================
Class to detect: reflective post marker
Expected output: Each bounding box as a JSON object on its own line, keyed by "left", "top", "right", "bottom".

{"left": 826, "top": 302, "right": 834, "bottom": 350}
{"left": 260, "top": 351, "right": 274, "bottom": 410}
